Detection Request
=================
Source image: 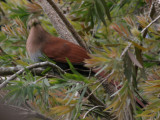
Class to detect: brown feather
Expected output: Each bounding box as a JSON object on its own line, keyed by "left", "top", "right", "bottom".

{"left": 43, "top": 36, "right": 90, "bottom": 64}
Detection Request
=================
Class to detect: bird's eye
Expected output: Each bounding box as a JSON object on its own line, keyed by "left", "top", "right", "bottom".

{"left": 27, "top": 18, "right": 41, "bottom": 31}
{"left": 27, "top": 25, "right": 31, "bottom": 32}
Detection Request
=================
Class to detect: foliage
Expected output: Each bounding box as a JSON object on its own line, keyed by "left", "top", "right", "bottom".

{"left": 0, "top": 0, "right": 160, "bottom": 120}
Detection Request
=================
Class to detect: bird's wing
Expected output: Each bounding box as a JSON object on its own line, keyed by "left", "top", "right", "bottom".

{"left": 42, "top": 37, "right": 90, "bottom": 64}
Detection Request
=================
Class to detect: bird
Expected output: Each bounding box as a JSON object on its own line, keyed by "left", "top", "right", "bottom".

{"left": 26, "top": 18, "right": 91, "bottom": 74}
{"left": 26, "top": 18, "right": 146, "bottom": 108}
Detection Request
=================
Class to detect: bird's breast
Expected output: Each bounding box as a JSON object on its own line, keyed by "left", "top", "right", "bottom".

{"left": 28, "top": 50, "right": 44, "bottom": 62}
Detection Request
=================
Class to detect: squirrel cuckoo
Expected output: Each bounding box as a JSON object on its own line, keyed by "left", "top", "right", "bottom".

{"left": 26, "top": 18, "right": 146, "bottom": 108}
{"left": 26, "top": 18, "right": 91, "bottom": 74}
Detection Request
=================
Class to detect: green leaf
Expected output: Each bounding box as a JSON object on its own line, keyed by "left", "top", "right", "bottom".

{"left": 41, "top": 67, "right": 52, "bottom": 75}
{"left": 123, "top": 52, "right": 133, "bottom": 81}
{"left": 66, "top": 58, "right": 81, "bottom": 75}
{"left": 43, "top": 78, "right": 50, "bottom": 87}
{"left": 49, "top": 78, "right": 67, "bottom": 85}
{"left": 94, "top": 0, "right": 107, "bottom": 26}
{"left": 66, "top": 84, "right": 88, "bottom": 93}
{"left": 50, "top": 83, "right": 74, "bottom": 89}
{"left": 100, "top": 0, "right": 111, "bottom": 22}
{"left": 64, "top": 73, "right": 88, "bottom": 83}
{"left": 73, "top": 87, "right": 87, "bottom": 120}
{"left": 143, "top": 62, "right": 156, "bottom": 68}
{"left": 144, "top": 54, "right": 155, "bottom": 60}
{"left": 135, "top": 47, "right": 147, "bottom": 80}
{"left": 128, "top": 51, "right": 143, "bottom": 68}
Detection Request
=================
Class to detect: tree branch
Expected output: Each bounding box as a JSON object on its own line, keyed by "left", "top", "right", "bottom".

{"left": 141, "top": 14, "right": 160, "bottom": 34}
{"left": 46, "top": 0, "right": 87, "bottom": 49}
{"left": 37, "top": 0, "right": 87, "bottom": 49}
{"left": 0, "top": 67, "right": 55, "bottom": 76}
{"left": 36, "top": 0, "right": 77, "bottom": 44}
{"left": 0, "top": 61, "right": 65, "bottom": 89}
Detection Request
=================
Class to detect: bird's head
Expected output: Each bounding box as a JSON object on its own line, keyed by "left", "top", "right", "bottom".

{"left": 27, "top": 18, "right": 41, "bottom": 30}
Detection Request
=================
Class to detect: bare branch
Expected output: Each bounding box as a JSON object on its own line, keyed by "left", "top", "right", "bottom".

{"left": 0, "top": 67, "right": 55, "bottom": 76}
{"left": 120, "top": 42, "right": 132, "bottom": 58}
{"left": 46, "top": 0, "right": 87, "bottom": 49}
{"left": 141, "top": 15, "right": 160, "bottom": 34}
{"left": 0, "top": 61, "right": 65, "bottom": 89}
{"left": 37, "top": 0, "right": 87, "bottom": 49}
{"left": 36, "top": 0, "right": 77, "bottom": 44}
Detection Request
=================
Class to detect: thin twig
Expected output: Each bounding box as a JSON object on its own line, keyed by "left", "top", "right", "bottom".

{"left": 141, "top": 15, "right": 160, "bottom": 34}
{"left": 85, "top": 87, "right": 106, "bottom": 107}
{"left": 33, "top": 75, "right": 47, "bottom": 84}
{"left": 0, "top": 61, "right": 65, "bottom": 89}
{"left": 120, "top": 42, "right": 132, "bottom": 58}
{"left": 84, "top": 70, "right": 115, "bottom": 102}
{"left": 83, "top": 106, "right": 104, "bottom": 119}
{"left": 134, "top": 90, "right": 148, "bottom": 105}
{"left": 0, "top": 67, "right": 60, "bottom": 76}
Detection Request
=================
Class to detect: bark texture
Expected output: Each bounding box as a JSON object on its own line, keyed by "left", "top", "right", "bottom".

{"left": 37, "top": 0, "right": 78, "bottom": 44}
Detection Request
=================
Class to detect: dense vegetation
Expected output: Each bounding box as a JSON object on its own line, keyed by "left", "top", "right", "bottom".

{"left": 0, "top": 0, "right": 160, "bottom": 120}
